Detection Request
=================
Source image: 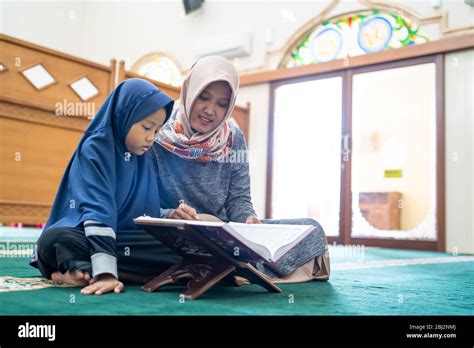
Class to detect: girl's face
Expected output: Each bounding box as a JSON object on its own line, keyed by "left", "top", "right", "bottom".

{"left": 125, "top": 108, "right": 166, "bottom": 155}
{"left": 189, "top": 81, "right": 231, "bottom": 134}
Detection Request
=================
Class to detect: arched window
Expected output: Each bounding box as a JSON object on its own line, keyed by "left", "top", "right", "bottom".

{"left": 132, "top": 53, "right": 184, "bottom": 87}
{"left": 282, "top": 10, "right": 429, "bottom": 68}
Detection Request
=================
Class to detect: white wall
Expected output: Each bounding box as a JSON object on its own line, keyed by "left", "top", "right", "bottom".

{"left": 1, "top": 1, "right": 87, "bottom": 58}
{"left": 2, "top": 0, "right": 336, "bottom": 70}
{"left": 2, "top": 0, "right": 471, "bottom": 71}
{"left": 445, "top": 49, "right": 474, "bottom": 254}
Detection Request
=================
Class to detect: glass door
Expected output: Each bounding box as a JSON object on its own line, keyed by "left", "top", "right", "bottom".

{"left": 350, "top": 58, "right": 440, "bottom": 246}
{"left": 268, "top": 55, "right": 443, "bottom": 250}
{"left": 269, "top": 74, "right": 343, "bottom": 237}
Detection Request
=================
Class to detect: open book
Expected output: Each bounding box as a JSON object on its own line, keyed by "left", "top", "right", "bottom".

{"left": 134, "top": 216, "right": 315, "bottom": 265}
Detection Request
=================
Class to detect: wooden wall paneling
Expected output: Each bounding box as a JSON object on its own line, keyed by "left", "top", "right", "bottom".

{"left": 0, "top": 34, "right": 114, "bottom": 115}
{"left": 0, "top": 104, "right": 86, "bottom": 225}
{"left": 0, "top": 34, "right": 116, "bottom": 225}
{"left": 108, "top": 59, "right": 117, "bottom": 93}
{"left": 231, "top": 103, "right": 250, "bottom": 144}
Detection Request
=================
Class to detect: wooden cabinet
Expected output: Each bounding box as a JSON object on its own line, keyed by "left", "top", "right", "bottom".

{"left": 359, "top": 192, "right": 402, "bottom": 230}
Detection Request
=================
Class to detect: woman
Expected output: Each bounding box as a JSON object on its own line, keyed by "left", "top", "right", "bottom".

{"left": 152, "top": 56, "right": 329, "bottom": 280}
{"left": 30, "top": 79, "right": 182, "bottom": 295}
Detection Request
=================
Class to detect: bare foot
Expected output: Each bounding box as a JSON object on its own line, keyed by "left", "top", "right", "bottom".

{"left": 233, "top": 276, "right": 251, "bottom": 286}
{"left": 51, "top": 270, "right": 91, "bottom": 286}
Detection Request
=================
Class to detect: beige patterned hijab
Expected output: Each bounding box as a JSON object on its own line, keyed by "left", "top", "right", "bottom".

{"left": 156, "top": 56, "right": 239, "bottom": 162}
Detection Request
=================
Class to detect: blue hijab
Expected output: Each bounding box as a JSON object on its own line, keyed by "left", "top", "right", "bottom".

{"left": 44, "top": 78, "right": 174, "bottom": 232}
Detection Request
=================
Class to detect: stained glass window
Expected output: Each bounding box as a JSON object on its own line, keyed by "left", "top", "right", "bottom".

{"left": 282, "top": 11, "right": 429, "bottom": 68}
{"left": 134, "top": 54, "right": 183, "bottom": 87}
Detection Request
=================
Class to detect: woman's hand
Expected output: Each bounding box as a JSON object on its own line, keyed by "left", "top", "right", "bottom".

{"left": 80, "top": 274, "right": 124, "bottom": 295}
{"left": 169, "top": 203, "right": 200, "bottom": 220}
{"left": 246, "top": 216, "right": 262, "bottom": 224}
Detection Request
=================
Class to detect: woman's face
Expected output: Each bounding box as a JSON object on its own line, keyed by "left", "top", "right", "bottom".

{"left": 189, "top": 81, "right": 231, "bottom": 134}
{"left": 125, "top": 108, "right": 166, "bottom": 155}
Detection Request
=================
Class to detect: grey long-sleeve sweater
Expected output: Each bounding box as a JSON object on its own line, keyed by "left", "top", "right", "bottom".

{"left": 152, "top": 126, "right": 257, "bottom": 223}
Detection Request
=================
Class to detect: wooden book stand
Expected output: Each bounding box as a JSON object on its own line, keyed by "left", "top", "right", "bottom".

{"left": 139, "top": 224, "right": 282, "bottom": 300}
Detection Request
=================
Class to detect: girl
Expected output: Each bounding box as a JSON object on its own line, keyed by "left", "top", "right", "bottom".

{"left": 152, "top": 56, "right": 329, "bottom": 280}
{"left": 30, "top": 78, "right": 181, "bottom": 295}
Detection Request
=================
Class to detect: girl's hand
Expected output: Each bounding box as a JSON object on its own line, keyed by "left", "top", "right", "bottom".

{"left": 246, "top": 216, "right": 262, "bottom": 224}
{"left": 170, "top": 203, "right": 200, "bottom": 220}
{"left": 80, "top": 274, "right": 124, "bottom": 295}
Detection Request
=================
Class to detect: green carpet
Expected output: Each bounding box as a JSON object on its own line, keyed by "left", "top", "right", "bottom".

{"left": 1, "top": 246, "right": 473, "bottom": 315}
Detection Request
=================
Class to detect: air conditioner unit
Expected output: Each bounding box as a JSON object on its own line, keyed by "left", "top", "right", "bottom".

{"left": 192, "top": 32, "right": 252, "bottom": 59}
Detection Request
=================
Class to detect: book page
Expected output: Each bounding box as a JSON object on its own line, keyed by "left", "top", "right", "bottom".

{"left": 227, "top": 223, "right": 312, "bottom": 260}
